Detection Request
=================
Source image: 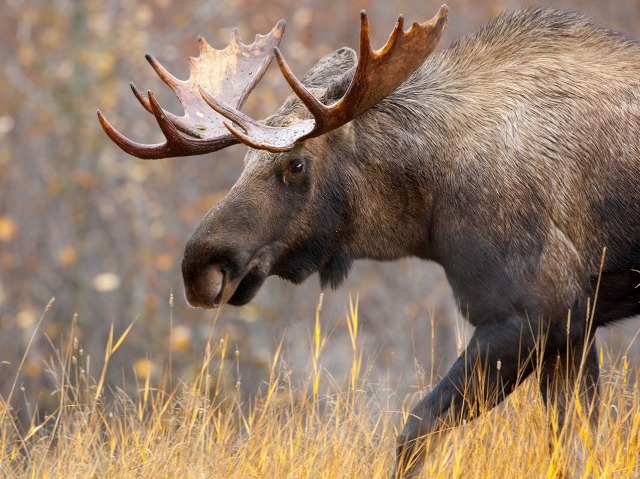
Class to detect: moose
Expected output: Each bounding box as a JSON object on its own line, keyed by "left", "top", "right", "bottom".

{"left": 98, "top": 4, "right": 640, "bottom": 477}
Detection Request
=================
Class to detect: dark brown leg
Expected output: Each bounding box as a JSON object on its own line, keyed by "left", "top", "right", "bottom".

{"left": 539, "top": 339, "right": 600, "bottom": 431}
{"left": 539, "top": 338, "right": 600, "bottom": 476}
{"left": 394, "top": 316, "right": 537, "bottom": 479}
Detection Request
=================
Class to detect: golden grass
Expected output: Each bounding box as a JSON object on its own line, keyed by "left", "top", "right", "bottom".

{"left": 0, "top": 298, "right": 639, "bottom": 479}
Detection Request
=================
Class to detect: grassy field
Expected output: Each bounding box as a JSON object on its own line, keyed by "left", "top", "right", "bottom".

{"left": 0, "top": 299, "right": 638, "bottom": 479}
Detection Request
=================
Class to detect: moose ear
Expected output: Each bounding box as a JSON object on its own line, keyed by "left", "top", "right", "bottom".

{"left": 272, "top": 47, "right": 357, "bottom": 122}
{"left": 299, "top": 47, "right": 357, "bottom": 104}
{"left": 301, "top": 47, "right": 357, "bottom": 88}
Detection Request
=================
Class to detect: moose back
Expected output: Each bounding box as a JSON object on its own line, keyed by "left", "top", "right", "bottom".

{"left": 98, "top": 5, "right": 640, "bottom": 478}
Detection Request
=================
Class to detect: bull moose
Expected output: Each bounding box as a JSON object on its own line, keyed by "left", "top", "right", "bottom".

{"left": 98, "top": 4, "right": 640, "bottom": 477}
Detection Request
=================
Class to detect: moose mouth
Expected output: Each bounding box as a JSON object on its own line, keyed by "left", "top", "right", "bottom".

{"left": 184, "top": 258, "right": 270, "bottom": 309}
{"left": 224, "top": 266, "right": 268, "bottom": 306}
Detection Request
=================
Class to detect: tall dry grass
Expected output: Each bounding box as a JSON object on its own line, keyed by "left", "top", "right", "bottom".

{"left": 0, "top": 297, "right": 638, "bottom": 478}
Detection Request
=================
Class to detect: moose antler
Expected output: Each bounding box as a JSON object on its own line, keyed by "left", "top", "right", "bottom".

{"left": 204, "top": 5, "right": 449, "bottom": 153}
{"left": 97, "top": 21, "right": 285, "bottom": 159}
{"left": 98, "top": 7, "right": 447, "bottom": 157}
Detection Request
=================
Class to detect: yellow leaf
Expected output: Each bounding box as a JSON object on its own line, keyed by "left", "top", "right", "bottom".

{"left": 170, "top": 325, "right": 192, "bottom": 353}
{"left": 24, "top": 359, "right": 41, "bottom": 380}
{"left": 133, "top": 358, "right": 155, "bottom": 378}
{"left": 57, "top": 246, "right": 77, "bottom": 267}
{"left": 0, "top": 216, "right": 17, "bottom": 242}
{"left": 16, "top": 309, "right": 36, "bottom": 330}
{"left": 155, "top": 253, "right": 173, "bottom": 271}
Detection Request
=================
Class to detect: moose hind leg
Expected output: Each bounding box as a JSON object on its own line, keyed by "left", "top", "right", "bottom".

{"left": 538, "top": 339, "right": 600, "bottom": 477}
{"left": 539, "top": 339, "right": 600, "bottom": 451}
{"left": 394, "top": 317, "right": 537, "bottom": 479}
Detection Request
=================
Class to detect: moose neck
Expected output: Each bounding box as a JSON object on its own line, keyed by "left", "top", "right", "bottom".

{"left": 340, "top": 69, "right": 454, "bottom": 264}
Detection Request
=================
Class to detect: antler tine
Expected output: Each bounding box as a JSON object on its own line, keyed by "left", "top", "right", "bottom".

{"left": 130, "top": 82, "right": 152, "bottom": 114}
{"left": 145, "top": 53, "right": 181, "bottom": 89}
{"left": 358, "top": 11, "right": 373, "bottom": 61}
{"left": 97, "top": 109, "right": 174, "bottom": 159}
{"left": 133, "top": 54, "right": 187, "bottom": 130}
{"left": 273, "top": 48, "right": 331, "bottom": 129}
{"left": 200, "top": 86, "right": 314, "bottom": 153}
{"left": 385, "top": 15, "right": 405, "bottom": 53}
{"left": 146, "top": 90, "right": 188, "bottom": 145}
{"left": 198, "top": 86, "right": 256, "bottom": 134}
{"left": 131, "top": 82, "right": 202, "bottom": 137}
{"left": 224, "top": 121, "right": 294, "bottom": 153}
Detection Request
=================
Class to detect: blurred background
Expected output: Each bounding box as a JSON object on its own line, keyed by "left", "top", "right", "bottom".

{"left": 1, "top": 0, "right": 640, "bottom": 421}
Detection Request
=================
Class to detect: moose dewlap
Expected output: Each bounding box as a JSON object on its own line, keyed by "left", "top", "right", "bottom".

{"left": 98, "top": 5, "right": 640, "bottom": 478}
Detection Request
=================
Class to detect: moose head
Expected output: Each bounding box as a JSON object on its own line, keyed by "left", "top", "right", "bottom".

{"left": 98, "top": 6, "right": 448, "bottom": 309}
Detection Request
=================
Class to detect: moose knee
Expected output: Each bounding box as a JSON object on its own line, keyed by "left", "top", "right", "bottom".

{"left": 397, "top": 414, "right": 422, "bottom": 450}
{"left": 397, "top": 405, "right": 444, "bottom": 457}
{"left": 395, "top": 410, "right": 445, "bottom": 479}
{"left": 395, "top": 421, "right": 426, "bottom": 479}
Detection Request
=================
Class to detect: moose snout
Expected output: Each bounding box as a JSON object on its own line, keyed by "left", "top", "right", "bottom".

{"left": 182, "top": 262, "right": 225, "bottom": 309}
{"left": 181, "top": 201, "right": 261, "bottom": 308}
{"left": 181, "top": 227, "right": 231, "bottom": 309}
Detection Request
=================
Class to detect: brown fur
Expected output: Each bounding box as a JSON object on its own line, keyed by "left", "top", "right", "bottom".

{"left": 182, "top": 8, "right": 640, "bottom": 478}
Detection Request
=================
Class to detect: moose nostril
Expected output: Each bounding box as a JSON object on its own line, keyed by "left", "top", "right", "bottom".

{"left": 209, "top": 267, "right": 225, "bottom": 307}
{"left": 183, "top": 264, "right": 225, "bottom": 309}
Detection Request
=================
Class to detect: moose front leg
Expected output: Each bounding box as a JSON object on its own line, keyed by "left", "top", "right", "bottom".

{"left": 394, "top": 317, "right": 537, "bottom": 479}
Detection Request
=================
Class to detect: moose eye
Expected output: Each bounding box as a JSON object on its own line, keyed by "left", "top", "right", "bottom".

{"left": 288, "top": 160, "right": 304, "bottom": 175}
